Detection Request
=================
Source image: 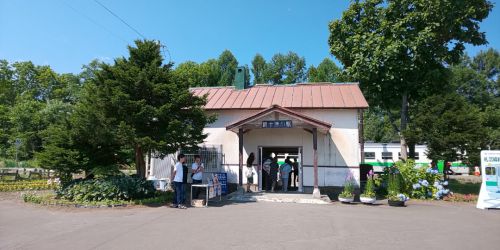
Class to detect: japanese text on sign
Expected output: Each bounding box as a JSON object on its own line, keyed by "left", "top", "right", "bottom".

{"left": 262, "top": 120, "right": 292, "bottom": 128}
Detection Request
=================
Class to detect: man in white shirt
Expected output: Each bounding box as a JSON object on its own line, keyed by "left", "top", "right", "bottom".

{"left": 191, "top": 155, "right": 204, "bottom": 199}
{"left": 171, "top": 153, "right": 187, "bottom": 209}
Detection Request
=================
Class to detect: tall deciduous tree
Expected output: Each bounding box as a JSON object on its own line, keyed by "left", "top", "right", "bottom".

{"left": 450, "top": 49, "right": 500, "bottom": 150}
{"left": 251, "top": 54, "right": 266, "bottom": 84}
{"left": 173, "top": 61, "right": 202, "bottom": 87}
{"left": 307, "top": 58, "right": 342, "bottom": 82}
{"left": 329, "top": 0, "right": 492, "bottom": 160}
{"left": 218, "top": 50, "right": 238, "bottom": 86}
{"left": 265, "top": 51, "right": 306, "bottom": 84}
{"left": 81, "top": 40, "right": 213, "bottom": 177}
{"left": 364, "top": 108, "right": 399, "bottom": 143}
{"left": 199, "top": 59, "right": 221, "bottom": 87}
{"left": 451, "top": 49, "right": 499, "bottom": 109}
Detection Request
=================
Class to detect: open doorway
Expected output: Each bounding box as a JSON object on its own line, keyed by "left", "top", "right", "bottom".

{"left": 258, "top": 147, "right": 302, "bottom": 192}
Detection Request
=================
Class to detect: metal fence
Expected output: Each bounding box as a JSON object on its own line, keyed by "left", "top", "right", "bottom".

{"left": 148, "top": 145, "right": 224, "bottom": 181}
{"left": 181, "top": 145, "right": 224, "bottom": 173}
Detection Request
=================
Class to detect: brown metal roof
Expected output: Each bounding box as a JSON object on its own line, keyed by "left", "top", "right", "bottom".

{"left": 191, "top": 83, "right": 369, "bottom": 110}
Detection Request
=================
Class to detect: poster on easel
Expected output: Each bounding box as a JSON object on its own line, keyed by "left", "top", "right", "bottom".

{"left": 208, "top": 186, "right": 216, "bottom": 199}
{"left": 477, "top": 150, "right": 500, "bottom": 209}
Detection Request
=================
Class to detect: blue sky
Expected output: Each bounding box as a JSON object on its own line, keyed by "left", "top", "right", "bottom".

{"left": 0, "top": 0, "right": 499, "bottom": 74}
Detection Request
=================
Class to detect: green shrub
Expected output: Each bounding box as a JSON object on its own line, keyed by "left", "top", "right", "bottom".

{"left": 22, "top": 192, "right": 44, "bottom": 204}
{"left": 22, "top": 190, "right": 173, "bottom": 206}
{"left": 1, "top": 159, "right": 17, "bottom": 168}
{"left": 57, "top": 176, "right": 155, "bottom": 202}
{"left": 381, "top": 161, "right": 449, "bottom": 200}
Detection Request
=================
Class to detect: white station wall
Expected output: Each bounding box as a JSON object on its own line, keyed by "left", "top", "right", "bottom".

{"left": 203, "top": 109, "right": 361, "bottom": 186}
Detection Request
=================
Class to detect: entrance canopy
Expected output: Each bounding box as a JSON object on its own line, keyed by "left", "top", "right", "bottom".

{"left": 226, "top": 105, "right": 332, "bottom": 133}
{"left": 227, "top": 105, "right": 329, "bottom": 198}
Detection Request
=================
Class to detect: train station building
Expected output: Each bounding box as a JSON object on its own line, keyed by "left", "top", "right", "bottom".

{"left": 148, "top": 69, "right": 369, "bottom": 197}
{"left": 188, "top": 74, "right": 369, "bottom": 196}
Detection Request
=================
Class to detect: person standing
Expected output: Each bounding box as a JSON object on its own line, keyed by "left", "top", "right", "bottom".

{"left": 262, "top": 157, "right": 272, "bottom": 191}
{"left": 280, "top": 158, "right": 293, "bottom": 192}
{"left": 171, "top": 154, "right": 187, "bottom": 209}
{"left": 269, "top": 157, "right": 279, "bottom": 192}
{"left": 292, "top": 158, "right": 299, "bottom": 188}
{"left": 182, "top": 158, "right": 189, "bottom": 205}
{"left": 246, "top": 152, "right": 255, "bottom": 193}
{"left": 191, "top": 155, "right": 204, "bottom": 199}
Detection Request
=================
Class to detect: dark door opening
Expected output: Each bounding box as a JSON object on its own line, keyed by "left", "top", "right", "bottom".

{"left": 259, "top": 147, "right": 301, "bottom": 192}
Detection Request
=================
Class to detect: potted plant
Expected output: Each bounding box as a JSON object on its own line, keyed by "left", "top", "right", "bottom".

{"left": 360, "top": 170, "right": 376, "bottom": 204}
{"left": 338, "top": 172, "right": 355, "bottom": 203}
{"left": 387, "top": 170, "right": 409, "bottom": 206}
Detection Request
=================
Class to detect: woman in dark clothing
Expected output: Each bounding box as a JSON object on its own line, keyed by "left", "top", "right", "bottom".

{"left": 181, "top": 162, "right": 188, "bottom": 205}
{"left": 246, "top": 153, "right": 255, "bottom": 192}
{"left": 269, "top": 157, "right": 279, "bottom": 192}
{"left": 292, "top": 158, "right": 299, "bottom": 187}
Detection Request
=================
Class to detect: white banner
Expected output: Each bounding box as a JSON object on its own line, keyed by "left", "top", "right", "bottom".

{"left": 477, "top": 150, "right": 500, "bottom": 209}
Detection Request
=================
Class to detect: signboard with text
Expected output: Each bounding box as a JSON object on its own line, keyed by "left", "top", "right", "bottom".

{"left": 262, "top": 120, "right": 292, "bottom": 129}
{"left": 215, "top": 172, "right": 227, "bottom": 195}
{"left": 477, "top": 150, "right": 500, "bottom": 209}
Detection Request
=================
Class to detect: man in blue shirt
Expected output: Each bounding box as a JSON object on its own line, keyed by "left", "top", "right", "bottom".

{"left": 280, "top": 157, "right": 293, "bottom": 192}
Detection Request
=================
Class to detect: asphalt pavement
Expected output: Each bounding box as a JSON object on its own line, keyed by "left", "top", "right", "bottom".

{"left": 1, "top": 194, "right": 499, "bottom": 250}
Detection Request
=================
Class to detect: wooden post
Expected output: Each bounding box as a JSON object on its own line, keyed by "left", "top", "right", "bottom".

{"left": 312, "top": 128, "right": 321, "bottom": 198}
{"left": 359, "top": 109, "right": 365, "bottom": 163}
{"left": 238, "top": 128, "right": 243, "bottom": 187}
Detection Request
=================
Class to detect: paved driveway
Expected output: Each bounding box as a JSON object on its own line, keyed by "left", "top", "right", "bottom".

{"left": 0, "top": 194, "right": 499, "bottom": 250}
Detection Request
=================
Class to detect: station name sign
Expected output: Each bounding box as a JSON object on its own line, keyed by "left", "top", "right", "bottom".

{"left": 262, "top": 120, "right": 292, "bottom": 128}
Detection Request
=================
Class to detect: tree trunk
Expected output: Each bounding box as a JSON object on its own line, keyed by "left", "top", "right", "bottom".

{"left": 135, "top": 144, "right": 146, "bottom": 178}
{"left": 400, "top": 93, "right": 408, "bottom": 161}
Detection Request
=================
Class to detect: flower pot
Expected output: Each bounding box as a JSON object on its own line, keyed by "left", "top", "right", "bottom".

{"left": 388, "top": 200, "right": 405, "bottom": 207}
{"left": 360, "top": 196, "right": 376, "bottom": 204}
{"left": 338, "top": 197, "right": 354, "bottom": 203}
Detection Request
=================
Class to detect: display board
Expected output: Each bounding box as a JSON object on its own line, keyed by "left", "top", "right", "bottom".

{"left": 215, "top": 172, "right": 228, "bottom": 195}
{"left": 477, "top": 150, "right": 500, "bottom": 209}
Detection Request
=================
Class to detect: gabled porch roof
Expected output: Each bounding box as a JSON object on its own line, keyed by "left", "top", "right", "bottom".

{"left": 226, "top": 105, "right": 332, "bottom": 133}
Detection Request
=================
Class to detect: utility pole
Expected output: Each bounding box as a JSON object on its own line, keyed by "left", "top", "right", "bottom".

{"left": 14, "top": 138, "right": 21, "bottom": 168}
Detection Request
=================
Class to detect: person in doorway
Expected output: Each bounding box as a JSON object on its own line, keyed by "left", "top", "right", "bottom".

{"left": 191, "top": 155, "right": 204, "bottom": 199}
{"left": 292, "top": 157, "right": 299, "bottom": 187}
{"left": 246, "top": 152, "right": 255, "bottom": 193}
{"left": 280, "top": 157, "right": 293, "bottom": 192}
{"left": 269, "top": 157, "right": 279, "bottom": 192}
{"left": 171, "top": 154, "right": 187, "bottom": 209}
{"left": 262, "top": 157, "right": 272, "bottom": 191}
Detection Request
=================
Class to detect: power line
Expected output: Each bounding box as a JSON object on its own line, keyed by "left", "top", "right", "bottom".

{"left": 62, "top": 0, "right": 128, "bottom": 44}
{"left": 90, "top": 0, "right": 172, "bottom": 63}
{"left": 93, "top": 0, "right": 146, "bottom": 39}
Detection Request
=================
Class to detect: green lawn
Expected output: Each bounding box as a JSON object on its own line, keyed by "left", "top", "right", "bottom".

{"left": 448, "top": 179, "right": 481, "bottom": 195}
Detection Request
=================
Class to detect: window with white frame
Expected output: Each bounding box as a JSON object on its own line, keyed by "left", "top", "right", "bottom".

{"left": 364, "top": 152, "right": 375, "bottom": 160}
{"left": 382, "top": 152, "right": 393, "bottom": 160}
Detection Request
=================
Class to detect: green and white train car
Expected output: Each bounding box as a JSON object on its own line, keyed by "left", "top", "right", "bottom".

{"left": 363, "top": 143, "right": 469, "bottom": 174}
